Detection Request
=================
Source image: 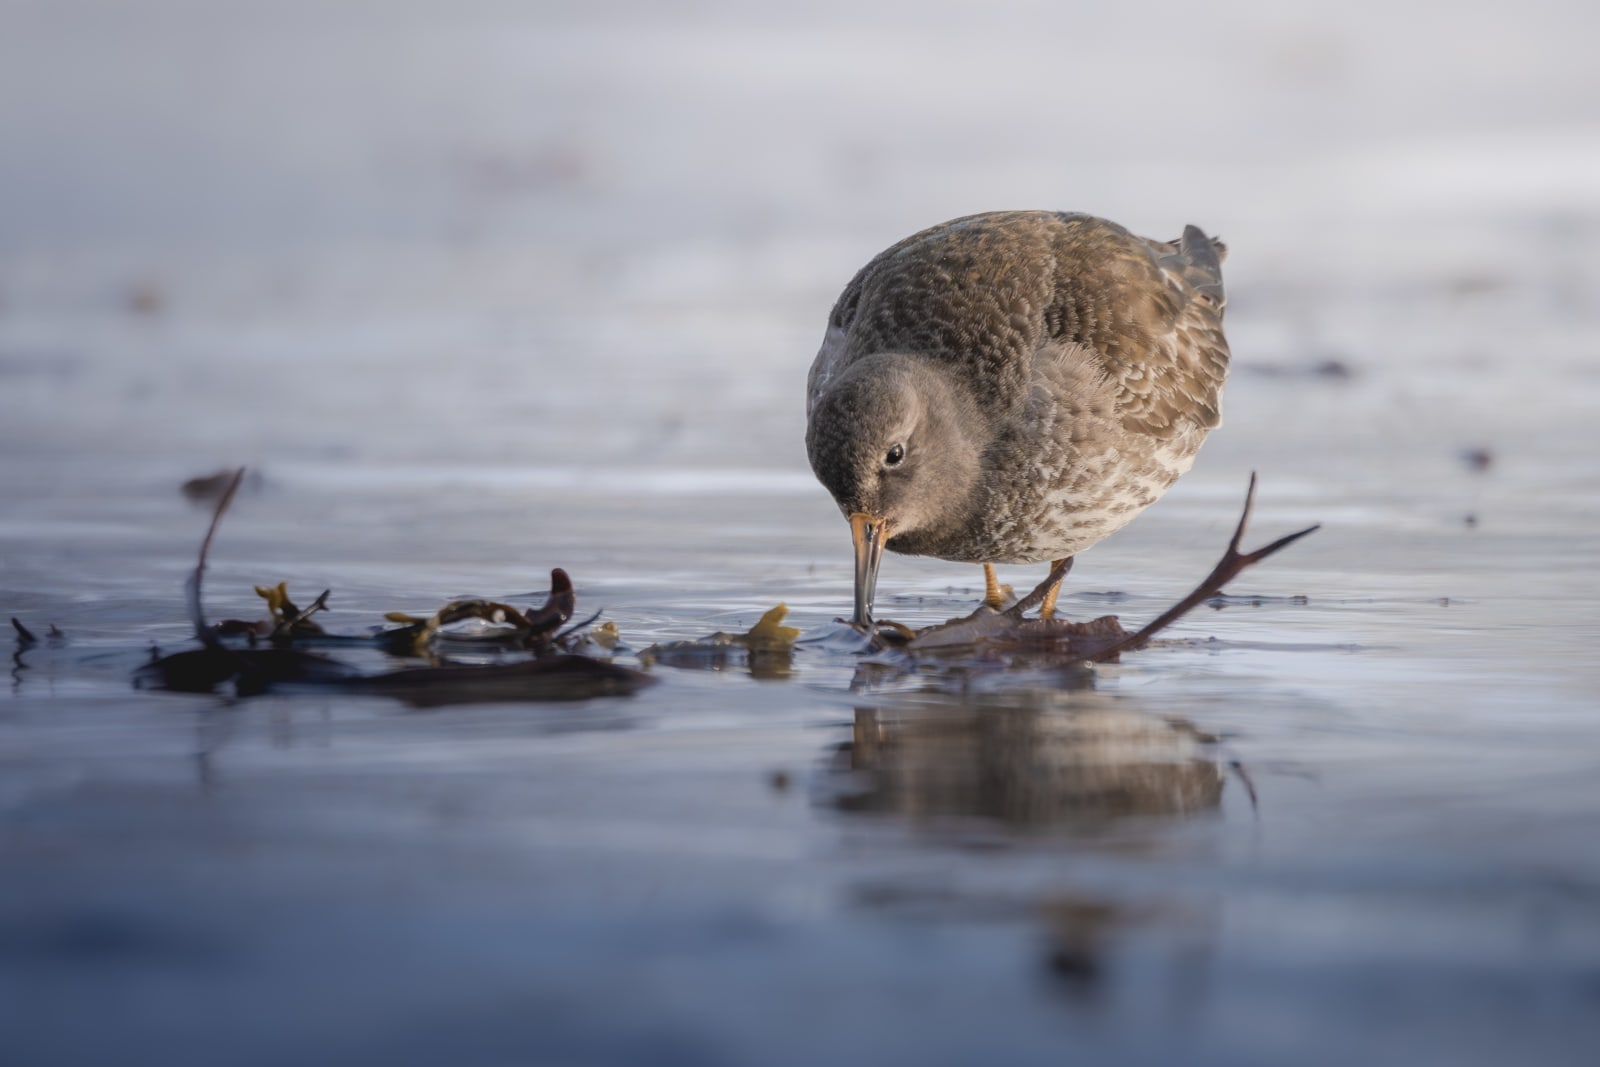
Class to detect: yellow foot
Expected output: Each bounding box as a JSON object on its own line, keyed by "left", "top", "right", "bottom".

{"left": 1036, "top": 558, "right": 1073, "bottom": 620}
{"left": 981, "top": 563, "right": 1012, "bottom": 610}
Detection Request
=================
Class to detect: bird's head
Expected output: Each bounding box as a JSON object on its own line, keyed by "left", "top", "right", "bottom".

{"left": 805, "top": 354, "right": 984, "bottom": 626}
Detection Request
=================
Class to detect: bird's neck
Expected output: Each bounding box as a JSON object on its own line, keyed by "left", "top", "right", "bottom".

{"left": 902, "top": 362, "right": 993, "bottom": 552}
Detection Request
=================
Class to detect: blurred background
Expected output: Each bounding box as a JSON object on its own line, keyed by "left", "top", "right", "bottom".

{"left": 3, "top": 0, "right": 1597, "bottom": 477}
{"left": 4, "top": 3, "right": 1600, "bottom": 1066}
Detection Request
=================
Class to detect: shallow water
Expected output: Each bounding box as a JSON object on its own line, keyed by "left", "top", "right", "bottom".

{"left": 5, "top": 2, "right": 1600, "bottom": 1065}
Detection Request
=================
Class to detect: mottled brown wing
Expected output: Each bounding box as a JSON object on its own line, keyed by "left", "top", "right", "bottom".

{"left": 821, "top": 211, "right": 1229, "bottom": 434}
{"left": 1043, "top": 219, "right": 1230, "bottom": 437}
{"left": 823, "top": 212, "right": 1057, "bottom": 409}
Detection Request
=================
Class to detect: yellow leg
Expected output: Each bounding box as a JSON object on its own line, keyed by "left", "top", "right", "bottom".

{"left": 982, "top": 563, "right": 1006, "bottom": 610}
{"left": 1038, "top": 558, "right": 1072, "bottom": 620}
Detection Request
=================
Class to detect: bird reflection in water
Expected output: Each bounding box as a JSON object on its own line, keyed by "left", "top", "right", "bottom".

{"left": 825, "top": 691, "right": 1233, "bottom": 1006}
{"left": 832, "top": 697, "right": 1227, "bottom": 827}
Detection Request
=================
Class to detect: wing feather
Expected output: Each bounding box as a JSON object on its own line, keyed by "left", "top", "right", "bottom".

{"left": 810, "top": 211, "right": 1230, "bottom": 438}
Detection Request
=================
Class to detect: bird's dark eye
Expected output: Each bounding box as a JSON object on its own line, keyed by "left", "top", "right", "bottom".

{"left": 885, "top": 444, "right": 905, "bottom": 467}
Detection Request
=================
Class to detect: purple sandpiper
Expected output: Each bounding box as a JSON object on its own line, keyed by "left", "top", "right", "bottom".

{"left": 805, "top": 211, "right": 1229, "bottom": 626}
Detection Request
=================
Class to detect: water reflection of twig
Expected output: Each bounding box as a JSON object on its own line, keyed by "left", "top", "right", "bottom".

{"left": 11, "top": 618, "right": 37, "bottom": 695}
{"left": 193, "top": 704, "right": 239, "bottom": 793}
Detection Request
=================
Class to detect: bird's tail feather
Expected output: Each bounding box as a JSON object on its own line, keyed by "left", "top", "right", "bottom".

{"left": 1172, "top": 224, "right": 1225, "bottom": 306}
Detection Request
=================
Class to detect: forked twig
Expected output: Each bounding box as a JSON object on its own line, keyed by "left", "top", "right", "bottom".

{"left": 1085, "top": 472, "right": 1319, "bottom": 662}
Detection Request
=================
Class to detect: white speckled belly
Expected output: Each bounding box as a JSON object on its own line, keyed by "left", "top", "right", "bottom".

{"left": 974, "top": 435, "right": 1202, "bottom": 565}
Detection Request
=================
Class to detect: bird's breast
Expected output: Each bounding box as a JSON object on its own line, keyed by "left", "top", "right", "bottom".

{"left": 889, "top": 432, "right": 1204, "bottom": 565}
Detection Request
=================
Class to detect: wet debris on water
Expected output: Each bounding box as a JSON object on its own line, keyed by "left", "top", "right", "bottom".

{"left": 638, "top": 476, "right": 1317, "bottom": 688}
{"left": 375, "top": 570, "right": 577, "bottom": 656}
{"left": 351, "top": 654, "right": 651, "bottom": 708}
{"left": 139, "top": 644, "right": 359, "bottom": 695}
{"left": 640, "top": 603, "right": 801, "bottom": 679}
{"left": 136, "top": 468, "right": 651, "bottom": 703}
{"left": 127, "top": 468, "right": 1312, "bottom": 700}
{"left": 855, "top": 474, "right": 1319, "bottom": 669}
{"left": 899, "top": 611, "right": 1129, "bottom": 655}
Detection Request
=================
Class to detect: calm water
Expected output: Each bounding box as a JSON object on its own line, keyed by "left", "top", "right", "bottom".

{"left": 4, "top": 2, "right": 1600, "bottom": 1064}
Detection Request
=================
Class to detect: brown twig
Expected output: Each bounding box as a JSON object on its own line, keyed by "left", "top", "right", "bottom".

{"left": 185, "top": 467, "right": 246, "bottom": 650}
{"left": 1084, "top": 472, "right": 1319, "bottom": 662}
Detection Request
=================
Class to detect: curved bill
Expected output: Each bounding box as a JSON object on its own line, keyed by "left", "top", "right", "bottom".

{"left": 849, "top": 512, "right": 891, "bottom": 627}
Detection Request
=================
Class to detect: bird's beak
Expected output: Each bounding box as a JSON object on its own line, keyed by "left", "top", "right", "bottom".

{"left": 849, "top": 512, "right": 891, "bottom": 627}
